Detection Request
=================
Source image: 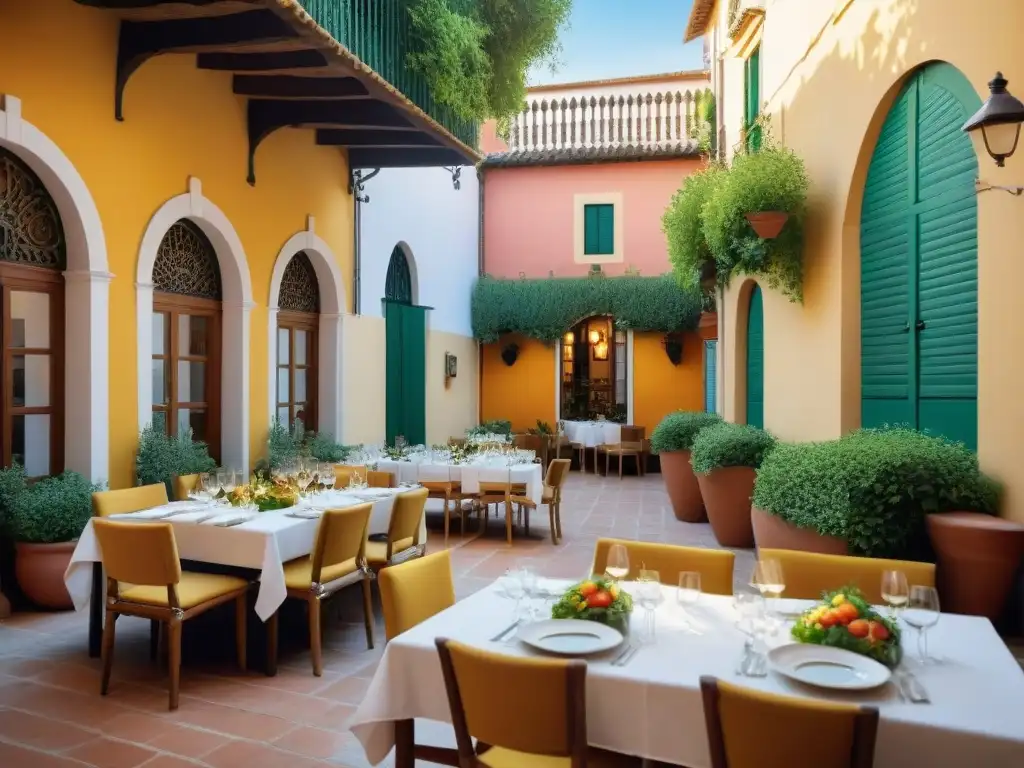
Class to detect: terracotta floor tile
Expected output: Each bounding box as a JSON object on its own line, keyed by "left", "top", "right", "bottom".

{"left": 146, "top": 723, "right": 233, "bottom": 759}
{"left": 65, "top": 737, "right": 159, "bottom": 768}
{"left": 137, "top": 756, "right": 207, "bottom": 768}
{"left": 98, "top": 712, "right": 180, "bottom": 744}
{"left": 0, "top": 741, "right": 87, "bottom": 768}
{"left": 0, "top": 656, "right": 58, "bottom": 678}
{"left": 204, "top": 739, "right": 323, "bottom": 768}
{"left": 172, "top": 702, "right": 293, "bottom": 741}
{"left": 0, "top": 707, "right": 97, "bottom": 750}
{"left": 303, "top": 702, "right": 356, "bottom": 730}
{"left": 316, "top": 675, "right": 372, "bottom": 704}
{"left": 273, "top": 725, "right": 349, "bottom": 759}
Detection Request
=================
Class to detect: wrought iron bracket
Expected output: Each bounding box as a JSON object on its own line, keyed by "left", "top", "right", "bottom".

{"left": 443, "top": 166, "right": 462, "bottom": 190}
{"left": 975, "top": 178, "right": 1024, "bottom": 196}
{"left": 350, "top": 167, "right": 381, "bottom": 203}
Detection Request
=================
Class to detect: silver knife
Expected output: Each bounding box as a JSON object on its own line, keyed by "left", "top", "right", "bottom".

{"left": 610, "top": 643, "right": 633, "bottom": 665}
{"left": 614, "top": 644, "right": 640, "bottom": 667}
{"left": 490, "top": 621, "right": 519, "bottom": 642}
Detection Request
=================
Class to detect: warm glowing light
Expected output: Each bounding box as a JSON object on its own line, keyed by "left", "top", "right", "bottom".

{"left": 564, "top": 331, "right": 575, "bottom": 345}
{"left": 588, "top": 329, "right": 602, "bottom": 345}
{"left": 594, "top": 340, "right": 609, "bottom": 360}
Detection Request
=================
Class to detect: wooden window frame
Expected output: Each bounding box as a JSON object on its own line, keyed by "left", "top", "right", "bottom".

{"left": 0, "top": 263, "right": 63, "bottom": 476}
{"left": 152, "top": 293, "right": 221, "bottom": 462}
{"left": 276, "top": 310, "right": 318, "bottom": 432}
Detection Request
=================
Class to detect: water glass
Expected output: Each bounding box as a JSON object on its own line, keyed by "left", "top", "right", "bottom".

{"left": 904, "top": 585, "right": 941, "bottom": 664}
{"left": 881, "top": 570, "right": 910, "bottom": 617}
{"left": 319, "top": 463, "right": 335, "bottom": 491}
{"left": 734, "top": 590, "right": 767, "bottom": 639}
{"left": 751, "top": 558, "right": 785, "bottom": 600}
{"left": 636, "top": 569, "right": 663, "bottom": 644}
{"left": 605, "top": 543, "right": 630, "bottom": 581}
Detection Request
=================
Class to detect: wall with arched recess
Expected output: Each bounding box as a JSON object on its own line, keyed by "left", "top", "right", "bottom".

{"left": 713, "top": 0, "right": 1024, "bottom": 521}
{"left": 0, "top": 0, "right": 352, "bottom": 487}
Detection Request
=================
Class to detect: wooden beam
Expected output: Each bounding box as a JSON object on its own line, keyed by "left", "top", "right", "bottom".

{"left": 348, "top": 147, "right": 471, "bottom": 169}
{"left": 233, "top": 75, "right": 368, "bottom": 99}
{"left": 76, "top": 0, "right": 223, "bottom": 7}
{"left": 115, "top": 9, "right": 299, "bottom": 119}
{"left": 197, "top": 49, "right": 328, "bottom": 71}
{"left": 316, "top": 129, "right": 443, "bottom": 148}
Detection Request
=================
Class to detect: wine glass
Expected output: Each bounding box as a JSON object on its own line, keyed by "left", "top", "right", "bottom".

{"left": 751, "top": 558, "right": 785, "bottom": 599}
{"left": 605, "top": 544, "right": 630, "bottom": 581}
{"left": 881, "top": 570, "right": 910, "bottom": 618}
{"left": 519, "top": 567, "right": 538, "bottom": 620}
{"left": 903, "top": 585, "right": 941, "bottom": 664}
{"left": 319, "top": 463, "right": 335, "bottom": 492}
{"left": 219, "top": 469, "right": 237, "bottom": 505}
{"left": 636, "top": 569, "right": 663, "bottom": 644}
{"left": 498, "top": 568, "right": 526, "bottom": 641}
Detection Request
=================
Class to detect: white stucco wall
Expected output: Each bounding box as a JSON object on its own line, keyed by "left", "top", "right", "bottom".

{"left": 357, "top": 166, "right": 479, "bottom": 336}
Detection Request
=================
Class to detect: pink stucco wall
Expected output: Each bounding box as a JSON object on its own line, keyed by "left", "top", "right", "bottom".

{"left": 482, "top": 158, "right": 703, "bottom": 278}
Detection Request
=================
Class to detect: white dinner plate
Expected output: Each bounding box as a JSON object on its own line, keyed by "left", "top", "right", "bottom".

{"left": 768, "top": 644, "right": 891, "bottom": 690}
{"left": 517, "top": 619, "right": 623, "bottom": 656}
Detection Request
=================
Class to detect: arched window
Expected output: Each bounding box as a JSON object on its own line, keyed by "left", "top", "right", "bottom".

{"left": 151, "top": 219, "right": 222, "bottom": 459}
{"left": 0, "top": 149, "right": 65, "bottom": 476}
{"left": 385, "top": 246, "right": 412, "bottom": 304}
{"left": 276, "top": 251, "right": 319, "bottom": 430}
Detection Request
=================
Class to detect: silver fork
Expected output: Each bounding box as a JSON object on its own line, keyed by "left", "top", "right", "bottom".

{"left": 612, "top": 643, "right": 639, "bottom": 667}
{"left": 897, "top": 670, "right": 931, "bottom": 703}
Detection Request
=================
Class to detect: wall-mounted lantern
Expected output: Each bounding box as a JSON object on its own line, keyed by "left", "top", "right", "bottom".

{"left": 588, "top": 328, "right": 604, "bottom": 345}
{"left": 963, "top": 72, "right": 1024, "bottom": 167}
{"left": 593, "top": 340, "right": 609, "bottom": 361}
{"left": 501, "top": 342, "right": 519, "bottom": 366}
{"left": 662, "top": 333, "right": 684, "bottom": 366}
{"left": 445, "top": 352, "right": 457, "bottom": 379}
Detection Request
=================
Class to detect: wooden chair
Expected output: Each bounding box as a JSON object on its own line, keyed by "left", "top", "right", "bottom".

{"left": 757, "top": 549, "right": 936, "bottom": 605}
{"left": 270, "top": 503, "right": 375, "bottom": 676}
{"left": 508, "top": 459, "right": 571, "bottom": 545}
{"left": 603, "top": 441, "right": 644, "bottom": 478}
{"left": 700, "top": 676, "right": 879, "bottom": 768}
{"left": 367, "top": 470, "right": 394, "bottom": 488}
{"left": 334, "top": 464, "right": 368, "bottom": 489}
{"left": 172, "top": 474, "right": 199, "bottom": 501}
{"left": 592, "top": 538, "right": 735, "bottom": 595}
{"left": 477, "top": 480, "right": 529, "bottom": 545}
{"left": 435, "top": 638, "right": 640, "bottom": 767}
{"left": 366, "top": 487, "right": 428, "bottom": 569}
{"left": 449, "top": 436, "right": 468, "bottom": 447}
{"left": 379, "top": 551, "right": 456, "bottom": 642}
{"left": 92, "top": 484, "right": 169, "bottom": 517}
{"left": 92, "top": 519, "right": 250, "bottom": 710}
{"left": 620, "top": 425, "right": 646, "bottom": 442}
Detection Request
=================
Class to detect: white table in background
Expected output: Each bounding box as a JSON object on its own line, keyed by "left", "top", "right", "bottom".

{"left": 376, "top": 461, "right": 544, "bottom": 504}
{"left": 563, "top": 420, "right": 621, "bottom": 448}
{"left": 349, "top": 580, "right": 1024, "bottom": 768}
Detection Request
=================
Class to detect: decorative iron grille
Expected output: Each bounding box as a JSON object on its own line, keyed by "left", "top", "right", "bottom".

{"left": 279, "top": 251, "right": 320, "bottom": 313}
{"left": 153, "top": 220, "right": 222, "bottom": 299}
{"left": 385, "top": 245, "right": 412, "bottom": 304}
{"left": 0, "top": 149, "right": 66, "bottom": 269}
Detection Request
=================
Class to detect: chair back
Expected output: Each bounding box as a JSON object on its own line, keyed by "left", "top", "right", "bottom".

{"left": 435, "top": 638, "right": 587, "bottom": 764}
{"left": 92, "top": 484, "right": 169, "bottom": 518}
{"left": 449, "top": 437, "right": 467, "bottom": 447}
{"left": 757, "top": 549, "right": 936, "bottom": 605}
{"left": 389, "top": 487, "right": 428, "bottom": 547}
{"left": 312, "top": 503, "right": 371, "bottom": 577}
{"left": 592, "top": 538, "right": 735, "bottom": 595}
{"left": 621, "top": 425, "right": 646, "bottom": 442}
{"left": 173, "top": 474, "right": 199, "bottom": 501}
{"left": 367, "top": 470, "right": 394, "bottom": 488}
{"left": 618, "top": 441, "right": 643, "bottom": 452}
{"left": 512, "top": 434, "right": 531, "bottom": 449}
{"left": 700, "top": 676, "right": 878, "bottom": 768}
{"left": 334, "top": 464, "right": 368, "bottom": 488}
{"left": 380, "top": 551, "right": 456, "bottom": 641}
{"left": 93, "top": 519, "right": 182, "bottom": 588}
{"left": 544, "top": 459, "right": 572, "bottom": 491}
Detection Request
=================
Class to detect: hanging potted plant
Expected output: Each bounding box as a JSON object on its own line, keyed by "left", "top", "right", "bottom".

{"left": 650, "top": 411, "right": 722, "bottom": 523}
{"left": 663, "top": 163, "right": 727, "bottom": 297}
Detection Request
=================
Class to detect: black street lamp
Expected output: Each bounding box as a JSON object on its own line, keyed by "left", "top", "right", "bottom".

{"left": 963, "top": 72, "right": 1024, "bottom": 167}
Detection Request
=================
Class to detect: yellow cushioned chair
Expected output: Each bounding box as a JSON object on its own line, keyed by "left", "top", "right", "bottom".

{"left": 271, "top": 503, "right": 374, "bottom": 676}
{"left": 92, "top": 483, "right": 169, "bottom": 517}
{"left": 757, "top": 548, "right": 936, "bottom": 605}
{"left": 700, "top": 676, "right": 879, "bottom": 768}
{"left": 334, "top": 464, "right": 368, "bottom": 489}
{"left": 591, "top": 538, "right": 735, "bottom": 595}
{"left": 366, "top": 487, "right": 428, "bottom": 568}
{"left": 379, "top": 550, "right": 456, "bottom": 641}
{"left": 92, "top": 519, "right": 250, "bottom": 711}
{"left": 172, "top": 474, "right": 200, "bottom": 501}
{"left": 367, "top": 470, "right": 394, "bottom": 488}
{"left": 436, "top": 638, "right": 640, "bottom": 768}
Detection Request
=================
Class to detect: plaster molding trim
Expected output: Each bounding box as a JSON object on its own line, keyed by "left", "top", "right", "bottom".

{"left": 137, "top": 182, "right": 254, "bottom": 472}
{"left": 572, "top": 192, "right": 625, "bottom": 265}
{"left": 267, "top": 229, "right": 347, "bottom": 440}
{"left": 0, "top": 93, "right": 110, "bottom": 482}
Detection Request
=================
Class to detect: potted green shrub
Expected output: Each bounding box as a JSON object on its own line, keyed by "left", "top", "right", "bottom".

{"left": 691, "top": 422, "right": 775, "bottom": 547}
{"left": 6, "top": 467, "right": 98, "bottom": 609}
{"left": 136, "top": 424, "right": 216, "bottom": 498}
{"left": 650, "top": 411, "right": 722, "bottom": 522}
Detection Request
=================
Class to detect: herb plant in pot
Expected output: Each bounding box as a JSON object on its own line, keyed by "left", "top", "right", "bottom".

{"left": 691, "top": 422, "right": 775, "bottom": 547}
{"left": 7, "top": 467, "right": 98, "bottom": 609}
{"left": 650, "top": 411, "right": 722, "bottom": 523}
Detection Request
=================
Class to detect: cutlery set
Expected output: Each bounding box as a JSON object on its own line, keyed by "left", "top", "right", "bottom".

{"left": 736, "top": 640, "right": 768, "bottom": 678}
{"left": 894, "top": 670, "right": 931, "bottom": 703}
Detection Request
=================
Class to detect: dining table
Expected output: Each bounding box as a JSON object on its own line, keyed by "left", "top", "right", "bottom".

{"left": 65, "top": 487, "right": 425, "bottom": 660}
{"left": 375, "top": 459, "right": 544, "bottom": 505}
{"left": 562, "top": 420, "right": 621, "bottom": 448}
{"left": 348, "top": 578, "right": 1024, "bottom": 768}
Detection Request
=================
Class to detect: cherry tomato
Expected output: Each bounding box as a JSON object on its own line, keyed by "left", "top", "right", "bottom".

{"left": 587, "top": 590, "right": 613, "bottom": 609}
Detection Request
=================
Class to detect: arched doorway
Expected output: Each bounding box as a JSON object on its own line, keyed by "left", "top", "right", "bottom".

{"left": 559, "top": 316, "right": 627, "bottom": 422}
{"left": 150, "top": 220, "right": 222, "bottom": 460}
{"left": 746, "top": 284, "right": 764, "bottom": 428}
{"left": 276, "top": 252, "right": 319, "bottom": 431}
{"left": 384, "top": 245, "right": 426, "bottom": 445}
{"left": 860, "top": 63, "right": 980, "bottom": 449}
{"left": 0, "top": 148, "right": 65, "bottom": 476}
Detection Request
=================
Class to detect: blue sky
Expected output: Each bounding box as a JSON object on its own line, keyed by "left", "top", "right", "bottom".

{"left": 528, "top": 0, "right": 705, "bottom": 86}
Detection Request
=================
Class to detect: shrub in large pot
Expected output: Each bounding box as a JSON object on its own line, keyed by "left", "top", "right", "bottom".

{"left": 7, "top": 467, "right": 98, "bottom": 610}
{"left": 691, "top": 422, "right": 775, "bottom": 547}
{"left": 751, "top": 428, "right": 998, "bottom": 560}
{"left": 650, "top": 411, "right": 722, "bottom": 522}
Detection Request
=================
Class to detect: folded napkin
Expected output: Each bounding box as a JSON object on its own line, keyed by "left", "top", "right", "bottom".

{"left": 111, "top": 504, "right": 199, "bottom": 520}
{"left": 202, "top": 513, "right": 256, "bottom": 527}
{"left": 168, "top": 509, "right": 223, "bottom": 524}
{"left": 286, "top": 509, "right": 322, "bottom": 519}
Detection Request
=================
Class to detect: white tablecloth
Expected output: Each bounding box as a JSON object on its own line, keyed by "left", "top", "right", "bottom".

{"left": 64, "top": 488, "right": 424, "bottom": 622}
{"left": 349, "top": 580, "right": 1024, "bottom": 767}
{"left": 376, "top": 461, "right": 543, "bottom": 504}
{"left": 563, "top": 420, "right": 621, "bottom": 448}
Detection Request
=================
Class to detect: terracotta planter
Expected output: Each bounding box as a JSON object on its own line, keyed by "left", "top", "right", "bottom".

{"left": 15, "top": 541, "right": 75, "bottom": 610}
{"left": 697, "top": 466, "right": 756, "bottom": 548}
{"left": 660, "top": 451, "right": 706, "bottom": 523}
{"left": 927, "top": 512, "right": 1024, "bottom": 621}
{"left": 745, "top": 211, "right": 789, "bottom": 239}
{"left": 751, "top": 506, "right": 848, "bottom": 555}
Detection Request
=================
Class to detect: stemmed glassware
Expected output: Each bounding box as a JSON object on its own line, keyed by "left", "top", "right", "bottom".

{"left": 751, "top": 558, "right": 785, "bottom": 632}
{"left": 903, "top": 585, "right": 941, "bottom": 664}
{"left": 605, "top": 544, "right": 630, "bottom": 581}
{"left": 296, "top": 459, "right": 314, "bottom": 498}
{"left": 635, "top": 569, "right": 663, "bottom": 645}
{"left": 218, "top": 469, "right": 237, "bottom": 505}
{"left": 677, "top": 571, "right": 702, "bottom": 634}
{"left": 881, "top": 570, "right": 910, "bottom": 618}
{"left": 319, "top": 463, "right": 336, "bottom": 492}
{"left": 498, "top": 568, "right": 526, "bottom": 641}
{"left": 191, "top": 472, "right": 215, "bottom": 504}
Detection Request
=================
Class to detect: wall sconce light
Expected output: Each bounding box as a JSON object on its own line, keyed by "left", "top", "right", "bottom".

{"left": 662, "top": 333, "right": 684, "bottom": 366}
{"left": 445, "top": 352, "right": 457, "bottom": 379}
{"left": 564, "top": 331, "right": 575, "bottom": 345}
{"left": 501, "top": 342, "right": 519, "bottom": 366}
{"left": 588, "top": 328, "right": 603, "bottom": 345}
{"left": 963, "top": 72, "right": 1024, "bottom": 167}
{"left": 593, "top": 340, "right": 609, "bottom": 361}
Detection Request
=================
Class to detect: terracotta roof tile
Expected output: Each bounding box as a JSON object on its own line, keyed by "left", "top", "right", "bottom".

{"left": 479, "top": 142, "right": 700, "bottom": 168}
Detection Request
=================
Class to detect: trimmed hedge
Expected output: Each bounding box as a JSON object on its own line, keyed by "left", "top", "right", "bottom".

{"left": 752, "top": 428, "right": 1000, "bottom": 559}
{"left": 471, "top": 274, "right": 704, "bottom": 343}
{"left": 690, "top": 422, "right": 775, "bottom": 474}
{"left": 650, "top": 411, "right": 722, "bottom": 454}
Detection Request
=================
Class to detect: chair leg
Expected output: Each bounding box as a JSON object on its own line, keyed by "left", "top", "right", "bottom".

{"left": 100, "top": 610, "right": 118, "bottom": 696}
{"left": 504, "top": 501, "right": 513, "bottom": 545}
{"left": 555, "top": 500, "right": 563, "bottom": 541}
{"left": 619, "top": 453, "right": 624, "bottom": 479}
{"left": 548, "top": 505, "right": 558, "bottom": 545}
{"left": 443, "top": 497, "right": 450, "bottom": 548}
{"left": 148, "top": 618, "right": 159, "bottom": 661}
{"left": 361, "top": 578, "right": 375, "bottom": 650}
{"left": 309, "top": 597, "right": 323, "bottom": 677}
{"left": 235, "top": 594, "right": 247, "bottom": 672}
{"left": 167, "top": 620, "right": 182, "bottom": 711}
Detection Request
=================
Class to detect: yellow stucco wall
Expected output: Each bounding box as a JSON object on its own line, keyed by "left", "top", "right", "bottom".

{"left": 632, "top": 331, "right": 706, "bottom": 433}
{"left": 714, "top": 0, "right": 1024, "bottom": 521}
{"left": 426, "top": 331, "right": 479, "bottom": 444}
{"left": 0, "top": 0, "right": 352, "bottom": 487}
{"left": 480, "top": 337, "right": 557, "bottom": 432}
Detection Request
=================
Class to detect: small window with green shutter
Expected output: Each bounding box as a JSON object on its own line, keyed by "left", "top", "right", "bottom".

{"left": 583, "top": 204, "right": 614, "bottom": 255}
{"left": 744, "top": 45, "right": 762, "bottom": 152}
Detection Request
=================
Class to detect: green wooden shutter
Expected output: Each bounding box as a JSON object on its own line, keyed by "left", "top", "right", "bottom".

{"left": 704, "top": 339, "right": 718, "bottom": 413}
{"left": 584, "top": 205, "right": 599, "bottom": 254}
{"left": 400, "top": 304, "right": 427, "bottom": 446}
{"left": 584, "top": 204, "right": 614, "bottom": 255}
{"left": 745, "top": 46, "right": 761, "bottom": 152}
{"left": 385, "top": 302, "right": 404, "bottom": 444}
{"left": 746, "top": 286, "right": 764, "bottom": 428}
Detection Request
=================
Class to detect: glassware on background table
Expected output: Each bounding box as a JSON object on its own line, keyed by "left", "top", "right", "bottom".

{"left": 636, "top": 569, "right": 663, "bottom": 644}
{"left": 903, "top": 585, "right": 941, "bottom": 664}
{"left": 677, "top": 571, "right": 702, "bottom": 632}
{"left": 219, "top": 469, "right": 238, "bottom": 505}
{"left": 881, "top": 570, "right": 910, "bottom": 617}
{"left": 734, "top": 590, "right": 767, "bottom": 639}
{"left": 751, "top": 558, "right": 785, "bottom": 599}
{"left": 319, "top": 463, "right": 335, "bottom": 491}
{"left": 519, "top": 567, "right": 538, "bottom": 620}
{"left": 605, "top": 544, "right": 630, "bottom": 581}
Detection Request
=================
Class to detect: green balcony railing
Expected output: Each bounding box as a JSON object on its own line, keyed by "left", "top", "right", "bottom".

{"left": 299, "top": 0, "right": 479, "bottom": 150}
